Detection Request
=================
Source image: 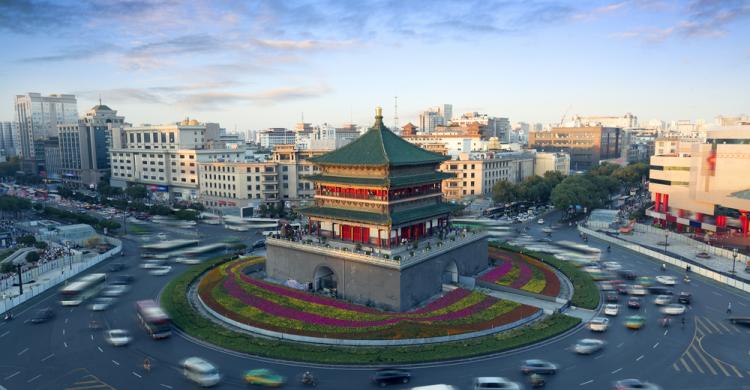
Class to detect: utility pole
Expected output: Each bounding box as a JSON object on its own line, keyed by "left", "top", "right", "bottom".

{"left": 16, "top": 264, "right": 22, "bottom": 295}
{"left": 393, "top": 96, "right": 399, "bottom": 131}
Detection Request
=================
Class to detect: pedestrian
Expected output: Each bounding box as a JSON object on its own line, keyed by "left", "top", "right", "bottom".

{"left": 727, "top": 302, "right": 732, "bottom": 314}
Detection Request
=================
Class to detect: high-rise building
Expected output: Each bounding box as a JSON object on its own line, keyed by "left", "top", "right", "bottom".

{"left": 109, "top": 118, "right": 223, "bottom": 201}
{"left": 418, "top": 109, "right": 444, "bottom": 133}
{"left": 259, "top": 128, "right": 296, "bottom": 149}
{"left": 452, "top": 112, "right": 511, "bottom": 143}
{"left": 58, "top": 103, "right": 125, "bottom": 188}
{"left": 0, "top": 122, "right": 17, "bottom": 157}
{"left": 14, "top": 93, "right": 78, "bottom": 173}
{"left": 569, "top": 113, "right": 638, "bottom": 129}
{"left": 440, "top": 151, "right": 535, "bottom": 200}
{"left": 528, "top": 126, "right": 621, "bottom": 171}
{"left": 439, "top": 104, "right": 452, "bottom": 124}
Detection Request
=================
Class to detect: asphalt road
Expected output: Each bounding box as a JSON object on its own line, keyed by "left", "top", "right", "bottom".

{"left": 1, "top": 217, "right": 749, "bottom": 390}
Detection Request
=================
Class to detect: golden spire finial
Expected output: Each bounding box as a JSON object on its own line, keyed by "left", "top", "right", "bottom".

{"left": 375, "top": 106, "right": 382, "bottom": 118}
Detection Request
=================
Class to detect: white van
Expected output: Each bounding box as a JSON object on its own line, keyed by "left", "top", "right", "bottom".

{"left": 411, "top": 386, "right": 458, "bottom": 390}
{"left": 180, "top": 357, "right": 220, "bottom": 387}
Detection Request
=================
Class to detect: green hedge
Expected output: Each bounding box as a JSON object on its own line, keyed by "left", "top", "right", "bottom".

{"left": 161, "top": 257, "right": 581, "bottom": 364}
{"left": 491, "top": 242, "right": 600, "bottom": 310}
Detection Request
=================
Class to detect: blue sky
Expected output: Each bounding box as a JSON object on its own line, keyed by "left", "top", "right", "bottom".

{"left": 0, "top": 0, "right": 748, "bottom": 130}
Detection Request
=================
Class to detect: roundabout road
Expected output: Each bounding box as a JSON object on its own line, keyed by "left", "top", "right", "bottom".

{"left": 1, "top": 219, "right": 749, "bottom": 390}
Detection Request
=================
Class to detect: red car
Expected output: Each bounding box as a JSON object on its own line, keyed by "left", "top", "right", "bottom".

{"left": 627, "top": 297, "right": 641, "bottom": 309}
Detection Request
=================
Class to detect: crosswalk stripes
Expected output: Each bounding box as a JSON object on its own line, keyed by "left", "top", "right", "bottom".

{"left": 671, "top": 316, "right": 745, "bottom": 378}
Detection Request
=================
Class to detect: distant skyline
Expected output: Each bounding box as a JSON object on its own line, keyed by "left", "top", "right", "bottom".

{"left": 0, "top": 0, "right": 748, "bottom": 130}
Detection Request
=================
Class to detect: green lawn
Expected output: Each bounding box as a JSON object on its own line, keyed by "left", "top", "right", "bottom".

{"left": 126, "top": 223, "right": 151, "bottom": 235}
{"left": 161, "top": 256, "right": 581, "bottom": 364}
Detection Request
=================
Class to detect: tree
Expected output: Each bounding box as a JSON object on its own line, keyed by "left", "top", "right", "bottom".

{"left": 25, "top": 251, "right": 40, "bottom": 263}
{"left": 551, "top": 175, "right": 606, "bottom": 211}
{"left": 492, "top": 180, "right": 518, "bottom": 204}
{"left": 174, "top": 209, "right": 198, "bottom": 221}
{"left": 0, "top": 262, "right": 14, "bottom": 274}
{"left": 18, "top": 235, "right": 36, "bottom": 247}
{"left": 58, "top": 187, "right": 74, "bottom": 199}
{"left": 125, "top": 185, "right": 149, "bottom": 200}
{"left": 34, "top": 241, "right": 48, "bottom": 250}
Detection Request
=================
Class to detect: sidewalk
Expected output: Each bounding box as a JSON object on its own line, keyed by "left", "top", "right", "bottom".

{"left": 616, "top": 225, "right": 750, "bottom": 282}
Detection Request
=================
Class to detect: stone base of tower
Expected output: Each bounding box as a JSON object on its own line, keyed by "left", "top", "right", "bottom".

{"left": 265, "top": 233, "right": 488, "bottom": 312}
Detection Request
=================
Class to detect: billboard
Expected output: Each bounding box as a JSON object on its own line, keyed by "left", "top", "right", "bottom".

{"left": 146, "top": 184, "right": 168, "bottom": 192}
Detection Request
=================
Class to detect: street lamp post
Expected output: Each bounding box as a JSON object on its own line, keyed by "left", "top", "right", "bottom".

{"left": 731, "top": 248, "right": 738, "bottom": 274}
{"left": 664, "top": 232, "right": 669, "bottom": 254}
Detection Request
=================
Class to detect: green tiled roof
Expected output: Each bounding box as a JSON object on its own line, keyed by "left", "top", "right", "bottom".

{"left": 304, "top": 172, "right": 455, "bottom": 188}
{"left": 300, "top": 203, "right": 457, "bottom": 226}
{"left": 308, "top": 110, "right": 448, "bottom": 167}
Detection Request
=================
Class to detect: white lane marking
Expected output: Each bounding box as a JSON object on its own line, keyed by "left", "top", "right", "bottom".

{"left": 65, "top": 318, "right": 69, "bottom": 324}
{"left": 636, "top": 355, "right": 644, "bottom": 361}
{"left": 62, "top": 329, "right": 65, "bottom": 335}
{"left": 63, "top": 342, "right": 68, "bottom": 348}
{"left": 712, "top": 291, "right": 722, "bottom": 296}
{"left": 0, "top": 331, "right": 9, "bottom": 338}
{"left": 41, "top": 353, "right": 54, "bottom": 362}
{"left": 112, "top": 360, "right": 120, "bottom": 366}
{"left": 611, "top": 368, "right": 622, "bottom": 374}
{"left": 594, "top": 354, "right": 605, "bottom": 360}
{"left": 738, "top": 301, "right": 747, "bottom": 307}
{"left": 132, "top": 372, "right": 142, "bottom": 378}
{"left": 580, "top": 379, "right": 594, "bottom": 386}
{"left": 23, "top": 319, "right": 30, "bottom": 324}
{"left": 17, "top": 348, "right": 29, "bottom": 356}
{"left": 664, "top": 330, "right": 668, "bottom": 336}
{"left": 160, "top": 385, "right": 173, "bottom": 389}
{"left": 617, "top": 342, "right": 624, "bottom": 348}
{"left": 97, "top": 346, "right": 103, "bottom": 353}
{"left": 653, "top": 342, "right": 659, "bottom": 349}
{"left": 90, "top": 335, "right": 94, "bottom": 340}
{"left": 4, "top": 371, "right": 20, "bottom": 380}
{"left": 26, "top": 374, "right": 41, "bottom": 383}
{"left": 69, "top": 308, "right": 73, "bottom": 312}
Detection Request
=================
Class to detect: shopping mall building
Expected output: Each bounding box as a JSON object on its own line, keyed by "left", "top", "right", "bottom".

{"left": 647, "top": 127, "right": 750, "bottom": 238}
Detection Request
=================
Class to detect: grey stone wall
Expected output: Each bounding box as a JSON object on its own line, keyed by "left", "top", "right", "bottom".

{"left": 266, "top": 237, "right": 488, "bottom": 311}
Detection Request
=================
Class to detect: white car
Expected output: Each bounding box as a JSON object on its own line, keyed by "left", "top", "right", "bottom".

{"left": 604, "top": 304, "right": 619, "bottom": 316}
{"left": 656, "top": 275, "right": 677, "bottom": 286}
{"left": 157, "top": 233, "right": 168, "bottom": 240}
{"left": 174, "top": 257, "right": 202, "bottom": 265}
{"left": 181, "top": 357, "right": 221, "bottom": 387}
{"left": 628, "top": 284, "right": 647, "bottom": 296}
{"left": 149, "top": 266, "right": 172, "bottom": 276}
{"left": 661, "top": 303, "right": 686, "bottom": 315}
{"left": 473, "top": 377, "right": 521, "bottom": 390}
{"left": 537, "top": 218, "right": 545, "bottom": 225}
{"left": 101, "top": 284, "right": 128, "bottom": 297}
{"left": 105, "top": 329, "right": 132, "bottom": 346}
{"left": 653, "top": 295, "right": 672, "bottom": 305}
{"left": 141, "top": 260, "right": 166, "bottom": 269}
{"left": 589, "top": 317, "right": 610, "bottom": 332}
{"left": 603, "top": 261, "right": 622, "bottom": 271}
{"left": 89, "top": 297, "right": 115, "bottom": 311}
{"left": 574, "top": 338, "right": 605, "bottom": 354}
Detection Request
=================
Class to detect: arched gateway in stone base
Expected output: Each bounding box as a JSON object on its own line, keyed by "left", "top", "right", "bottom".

{"left": 266, "top": 107, "right": 488, "bottom": 312}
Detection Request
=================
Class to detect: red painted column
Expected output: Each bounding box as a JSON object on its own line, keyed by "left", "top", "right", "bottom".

{"left": 662, "top": 194, "right": 669, "bottom": 213}
{"left": 695, "top": 212, "right": 703, "bottom": 234}
{"left": 655, "top": 193, "right": 662, "bottom": 212}
{"left": 741, "top": 211, "right": 749, "bottom": 237}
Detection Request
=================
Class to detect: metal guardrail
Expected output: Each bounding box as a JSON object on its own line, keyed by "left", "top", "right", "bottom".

{"left": 267, "top": 231, "right": 488, "bottom": 270}
{"left": 579, "top": 226, "right": 750, "bottom": 294}
{"left": 0, "top": 239, "right": 122, "bottom": 315}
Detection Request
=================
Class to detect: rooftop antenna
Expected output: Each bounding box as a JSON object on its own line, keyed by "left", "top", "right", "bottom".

{"left": 301, "top": 112, "right": 304, "bottom": 123}
{"left": 393, "top": 96, "right": 399, "bottom": 130}
{"left": 98, "top": 94, "right": 102, "bottom": 106}
{"left": 349, "top": 105, "right": 353, "bottom": 125}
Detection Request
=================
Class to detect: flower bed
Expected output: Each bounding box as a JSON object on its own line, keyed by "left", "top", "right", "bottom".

{"left": 479, "top": 247, "right": 561, "bottom": 297}
{"left": 199, "top": 258, "right": 540, "bottom": 340}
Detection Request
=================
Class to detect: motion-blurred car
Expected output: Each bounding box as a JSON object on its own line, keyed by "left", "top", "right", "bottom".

{"left": 101, "top": 284, "right": 128, "bottom": 297}
{"left": 110, "top": 275, "right": 134, "bottom": 285}
{"left": 589, "top": 317, "right": 610, "bottom": 332}
{"left": 573, "top": 338, "right": 605, "bottom": 354}
{"left": 148, "top": 266, "right": 172, "bottom": 276}
{"left": 618, "top": 270, "right": 637, "bottom": 280}
{"left": 661, "top": 304, "right": 686, "bottom": 315}
{"left": 140, "top": 260, "right": 166, "bottom": 269}
{"left": 604, "top": 304, "right": 619, "bottom": 316}
{"left": 30, "top": 308, "right": 55, "bottom": 323}
{"left": 473, "top": 377, "right": 521, "bottom": 390}
{"left": 627, "top": 297, "right": 641, "bottom": 309}
{"left": 537, "top": 219, "right": 545, "bottom": 225}
{"left": 182, "top": 357, "right": 221, "bottom": 387}
{"left": 105, "top": 329, "right": 131, "bottom": 346}
{"left": 371, "top": 369, "right": 411, "bottom": 387}
{"left": 603, "top": 262, "right": 622, "bottom": 271}
{"left": 677, "top": 292, "right": 692, "bottom": 304}
{"left": 628, "top": 285, "right": 647, "bottom": 296}
{"left": 242, "top": 368, "right": 284, "bottom": 387}
{"left": 613, "top": 378, "right": 662, "bottom": 390}
{"left": 108, "top": 263, "right": 126, "bottom": 272}
{"left": 625, "top": 315, "right": 646, "bottom": 329}
{"left": 252, "top": 239, "right": 266, "bottom": 249}
{"left": 647, "top": 286, "right": 672, "bottom": 296}
{"left": 89, "top": 297, "right": 115, "bottom": 311}
{"left": 655, "top": 275, "right": 676, "bottom": 286}
{"left": 637, "top": 276, "right": 655, "bottom": 287}
{"left": 606, "top": 292, "right": 619, "bottom": 303}
{"left": 174, "top": 257, "right": 201, "bottom": 265}
{"left": 520, "top": 359, "right": 558, "bottom": 375}
{"left": 653, "top": 295, "right": 672, "bottom": 305}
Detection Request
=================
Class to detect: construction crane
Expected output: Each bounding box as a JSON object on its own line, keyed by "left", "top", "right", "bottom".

{"left": 559, "top": 105, "right": 572, "bottom": 127}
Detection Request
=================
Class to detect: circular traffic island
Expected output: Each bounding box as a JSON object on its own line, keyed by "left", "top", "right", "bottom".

{"left": 161, "top": 256, "right": 584, "bottom": 364}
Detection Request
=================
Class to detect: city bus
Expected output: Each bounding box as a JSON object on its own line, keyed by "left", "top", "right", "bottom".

{"left": 59, "top": 273, "right": 108, "bottom": 306}
{"left": 135, "top": 300, "right": 171, "bottom": 339}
